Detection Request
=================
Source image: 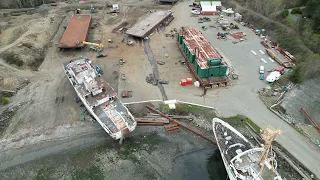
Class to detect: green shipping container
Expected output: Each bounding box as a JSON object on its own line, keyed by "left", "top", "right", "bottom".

{"left": 219, "top": 66, "right": 228, "bottom": 76}
{"left": 208, "top": 66, "right": 220, "bottom": 77}
{"left": 191, "top": 54, "right": 196, "bottom": 64}
{"left": 179, "top": 35, "right": 183, "bottom": 44}
{"left": 194, "top": 61, "right": 199, "bottom": 74}
{"left": 177, "top": 33, "right": 180, "bottom": 42}
{"left": 196, "top": 63, "right": 209, "bottom": 78}
{"left": 208, "top": 59, "right": 221, "bottom": 66}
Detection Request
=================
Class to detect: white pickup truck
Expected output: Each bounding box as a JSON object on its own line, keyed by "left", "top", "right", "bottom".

{"left": 191, "top": 9, "right": 201, "bottom": 15}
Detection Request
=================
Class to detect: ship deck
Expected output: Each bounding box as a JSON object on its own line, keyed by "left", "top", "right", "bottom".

{"left": 94, "top": 99, "right": 136, "bottom": 133}
{"left": 213, "top": 119, "right": 282, "bottom": 180}
{"left": 64, "top": 57, "right": 136, "bottom": 136}
{"left": 75, "top": 75, "right": 116, "bottom": 107}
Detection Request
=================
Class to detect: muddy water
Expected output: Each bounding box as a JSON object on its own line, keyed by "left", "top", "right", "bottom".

{"left": 173, "top": 148, "right": 227, "bottom": 180}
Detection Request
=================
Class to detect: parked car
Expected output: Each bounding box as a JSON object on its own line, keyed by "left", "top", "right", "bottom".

{"left": 275, "top": 66, "right": 285, "bottom": 74}
{"left": 259, "top": 65, "right": 264, "bottom": 74}
{"left": 191, "top": 10, "right": 201, "bottom": 15}
{"left": 259, "top": 73, "right": 264, "bottom": 80}
{"left": 266, "top": 71, "right": 281, "bottom": 83}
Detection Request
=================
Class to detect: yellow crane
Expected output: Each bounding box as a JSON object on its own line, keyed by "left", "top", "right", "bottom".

{"left": 78, "top": 41, "right": 104, "bottom": 52}
{"left": 81, "top": 41, "right": 104, "bottom": 49}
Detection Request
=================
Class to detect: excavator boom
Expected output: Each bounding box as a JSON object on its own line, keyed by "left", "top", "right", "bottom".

{"left": 81, "top": 41, "right": 104, "bottom": 48}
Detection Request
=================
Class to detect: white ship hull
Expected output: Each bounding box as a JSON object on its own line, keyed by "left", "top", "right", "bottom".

{"left": 212, "top": 118, "right": 282, "bottom": 180}
{"left": 63, "top": 58, "right": 136, "bottom": 140}
{"left": 212, "top": 119, "right": 237, "bottom": 180}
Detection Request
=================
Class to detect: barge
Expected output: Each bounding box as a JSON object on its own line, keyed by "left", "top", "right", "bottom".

{"left": 177, "top": 28, "right": 229, "bottom": 88}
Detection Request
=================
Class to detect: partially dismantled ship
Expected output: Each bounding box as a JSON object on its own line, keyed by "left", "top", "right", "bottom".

{"left": 212, "top": 118, "right": 283, "bottom": 180}
{"left": 63, "top": 57, "right": 137, "bottom": 140}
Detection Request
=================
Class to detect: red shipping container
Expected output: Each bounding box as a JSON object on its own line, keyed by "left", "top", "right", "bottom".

{"left": 180, "top": 79, "right": 187, "bottom": 86}
{"left": 186, "top": 78, "right": 193, "bottom": 84}
{"left": 201, "top": 11, "right": 216, "bottom": 15}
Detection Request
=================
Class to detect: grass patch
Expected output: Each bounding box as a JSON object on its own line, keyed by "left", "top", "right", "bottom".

{"left": 1, "top": 51, "right": 24, "bottom": 67}
{"left": 1, "top": 97, "right": 9, "bottom": 105}
{"left": 71, "top": 165, "right": 104, "bottom": 180}
{"left": 286, "top": 16, "right": 296, "bottom": 25}
{"left": 159, "top": 103, "right": 216, "bottom": 119}
{"left": 118, "top": 134, "right": 160, "bottom": 163}
{"left": 70, "top": 144, "right": 106, "bottom": 163}
{"left": 35, "top": 167, "right": 55, "bottom": 180}
{"left": 223, "top": 115, "right": 261, "bottom": 132}
{"left": 292, "top": 125, "right": 305, "bottom": 136}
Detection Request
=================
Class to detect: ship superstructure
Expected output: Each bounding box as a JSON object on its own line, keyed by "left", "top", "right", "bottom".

{"left": 212, "top": 118, "right": 282, "bottom": 180}
{"left": 63, "top": 57, "right": 136, "bottom": 140}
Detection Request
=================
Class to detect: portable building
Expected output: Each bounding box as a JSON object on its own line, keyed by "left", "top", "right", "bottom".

{"left": 201, "top": 5, "right": 216, "bottom": 15}
{"left": 211, "top": 1, "right": 222, "bottom": 11}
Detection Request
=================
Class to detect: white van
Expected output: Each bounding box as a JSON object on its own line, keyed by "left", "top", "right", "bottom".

{"left": 259, "top": 66, "right": 264, "bottom": 74}
{"left": 266, "top": 71, "right": 281, "bottom": 83}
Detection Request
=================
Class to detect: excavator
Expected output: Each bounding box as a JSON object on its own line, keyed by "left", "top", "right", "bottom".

{"left": 79, "top": 41, "right": 104, "bottom": 52}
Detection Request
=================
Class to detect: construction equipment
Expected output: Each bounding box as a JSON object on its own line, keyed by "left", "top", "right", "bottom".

{"left": 90, "top": 5, "right": 95, "bottom": 14}
{"left": 75, "top": 8, "right": 81, "bottom": 14}
{"left": 126, "top": 40, "right": 134, "bottom": 46}
{"left": 81, "top": 41, "right": 104, "bottom": 52}
{"left": 119, "top": 58, "right": 125, "bottom": 65}
{"left": 95, "top": 65, "right": 103, "bottom": 75}
{"left": 96, "top": 54, "right": 107, "bottom": 58}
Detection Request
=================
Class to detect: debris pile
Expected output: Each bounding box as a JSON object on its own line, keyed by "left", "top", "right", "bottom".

{"left": 198, "top": 17, "right": 211, "bottom": 23}
{"left": 146, "top": 73, "right": 158, "bottom": 85}
{"left": 217, "top": 32, "right": 228, "bottom": 40}
{"left": 229, "top": 23, "right": 239, "bottom": 30}
{"left": 232, "top": 32, "right": 246, "bottom": 39}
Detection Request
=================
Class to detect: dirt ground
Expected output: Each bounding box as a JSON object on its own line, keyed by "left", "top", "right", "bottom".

{"left": 0, "top": 0, "right": 172, "bottom": 137}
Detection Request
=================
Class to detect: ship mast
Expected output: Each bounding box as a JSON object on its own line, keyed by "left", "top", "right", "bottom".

{"left": 259, "top": 127, "right": 282, "bottom": 175}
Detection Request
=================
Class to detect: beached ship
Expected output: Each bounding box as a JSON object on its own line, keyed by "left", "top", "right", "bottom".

{"left": 63, "top": 57, "right": 137, "bottom": 140}
{"left": 212, "top": 118, "right": 283, "bottom": 180}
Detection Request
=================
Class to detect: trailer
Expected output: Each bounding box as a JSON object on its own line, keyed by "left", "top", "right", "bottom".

{"left": 266, "top": 48, "right": 295, "bottom": 68}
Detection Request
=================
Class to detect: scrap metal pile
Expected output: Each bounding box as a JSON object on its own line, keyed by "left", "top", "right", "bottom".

{"left": 139, "top": 106, "right": 216, "bottom": 143}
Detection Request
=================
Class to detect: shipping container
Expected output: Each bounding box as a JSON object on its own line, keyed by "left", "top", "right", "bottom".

{"left": 208, "top": 66, "right": 220, "bottom": 77}
{"left": 208, "top": 59, "right": 221, "bottom": 66}
{"left": 219, "top": 66, "right": 228, "bottom": 76}
{"left": 191, "top": 54, "right": 196, "bottom": 64}
{"left": 198, "top": 65, "right": 209, "bottom": 78}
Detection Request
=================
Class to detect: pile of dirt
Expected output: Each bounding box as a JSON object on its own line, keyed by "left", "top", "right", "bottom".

{"left": 0, "top": 76, "right": 30, "bottom": 96}
{"left": 0, "top": 10, "right": 65, "bottom": 70}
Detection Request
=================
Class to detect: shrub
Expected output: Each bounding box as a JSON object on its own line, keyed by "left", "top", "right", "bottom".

{"left": 290, "top": 65, "right": 305, "bottom": 83}
{"left": 291, "top": 8, "right": 302, "bottom": 14}
{"left": 1, "top": 51, "right": 24, "bottom": 67}
{"left": 1, "top": 97, "right": 9, "bottom": 105}
{"left": 281, "top": 9, "right": 289, "bottom": 18}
